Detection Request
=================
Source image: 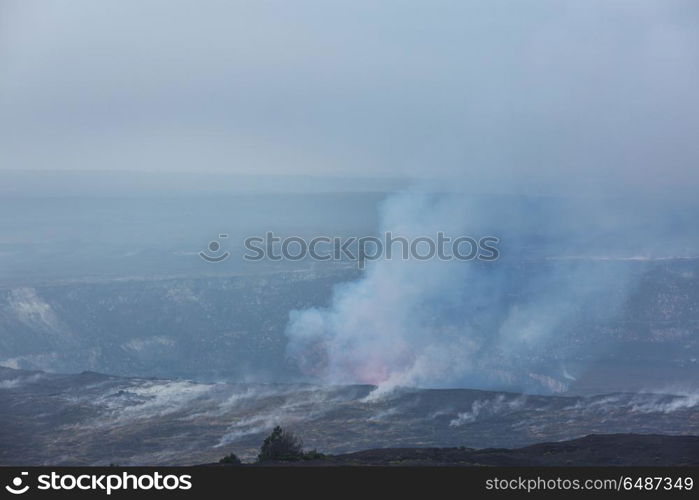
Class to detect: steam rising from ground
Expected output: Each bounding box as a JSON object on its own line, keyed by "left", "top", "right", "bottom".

{"left": 285, "top": 191, "right": 684, "bottom": 393}
{"left": 449, "top": 395, "right": 527, "bottom": 427}
{"left": 3, "top": 366, "right": 698, "bottom": 464}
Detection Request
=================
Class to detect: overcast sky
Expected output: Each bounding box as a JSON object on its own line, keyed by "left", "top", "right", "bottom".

{"left": 1, "top": 1, "right": 698, "bottom": 195}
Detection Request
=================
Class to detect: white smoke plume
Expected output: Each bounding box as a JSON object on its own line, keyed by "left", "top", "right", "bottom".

{"left": 284, "top": 190, "right": 671, "bottom": 394}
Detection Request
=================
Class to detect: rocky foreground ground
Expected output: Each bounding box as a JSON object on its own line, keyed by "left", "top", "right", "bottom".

{"left": 222, "top": 434, "right": 699, "bottom": 466}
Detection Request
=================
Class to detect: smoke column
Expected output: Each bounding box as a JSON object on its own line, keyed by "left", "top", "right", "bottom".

{"left": 284, "top": 189, "right": 694, "bottom": 394}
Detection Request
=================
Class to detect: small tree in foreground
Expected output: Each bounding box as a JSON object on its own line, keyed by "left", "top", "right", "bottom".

{"left": 218, "top": 452, "right": 242, "bottom": 465}
{"left": 257, "top": 426, "right": 304, "bottom": 462}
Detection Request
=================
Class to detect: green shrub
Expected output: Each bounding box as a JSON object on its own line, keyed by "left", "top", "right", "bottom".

{"left": 301, "top": 449, "right": 325, "bottom": 461}
{"left": 219, "top": 452, "right": 242, "bottom": 465}
{"left": 257, "top": 426, "right": 304, "bottom": 462}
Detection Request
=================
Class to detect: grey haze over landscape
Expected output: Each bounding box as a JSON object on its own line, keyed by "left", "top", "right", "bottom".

{"left": 1, "top": 0, "right": 698, "bottom": 197}
{"left": 1, "top": 1, "right": 699, "bottom": 465}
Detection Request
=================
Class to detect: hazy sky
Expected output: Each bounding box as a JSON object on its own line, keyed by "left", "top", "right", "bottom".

{"left": 1, "top": 1, "right": 698, "bottom": 195}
